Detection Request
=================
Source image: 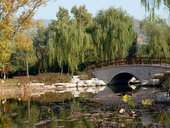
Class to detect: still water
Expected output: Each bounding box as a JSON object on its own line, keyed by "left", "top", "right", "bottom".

{"left": 0, "top": 86, "right": 170, "bottom": 128}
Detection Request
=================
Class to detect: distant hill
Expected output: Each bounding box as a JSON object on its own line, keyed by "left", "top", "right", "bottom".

{"left": 134, "top": 19, "right": 146, "bottom": 45}
{"left": 43, "top": 19, "right": 53, "bottom": 27}
{"left": 37, "top": 19, "right": 146, "bottom": 45}
{"left": 34, "top": 19, "right": 53, "bottom": 27}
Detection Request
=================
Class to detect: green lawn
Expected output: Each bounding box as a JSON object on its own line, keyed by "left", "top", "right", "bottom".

{"left": 0, "top": 78, "right": 19, "bottom": 86}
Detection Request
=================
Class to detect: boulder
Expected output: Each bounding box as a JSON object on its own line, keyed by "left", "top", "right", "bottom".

{"left": 71, "top": 76, "right": 80, "bottom": 84}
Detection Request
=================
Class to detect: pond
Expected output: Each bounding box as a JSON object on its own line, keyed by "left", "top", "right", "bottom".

{"left": 0, "top": 85, "right": 170, "bottom": 128}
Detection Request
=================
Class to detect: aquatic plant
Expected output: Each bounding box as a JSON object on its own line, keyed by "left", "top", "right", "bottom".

{"left": 142, "top": 99, "right": 152, "bottom": 106}
{"left": 159, "top": 72, "right": 170, "bottom": 92}
{"left": 0, "top": 113, "right": 13, "bottom": 128}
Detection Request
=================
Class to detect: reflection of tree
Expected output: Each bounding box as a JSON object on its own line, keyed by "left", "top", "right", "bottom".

{"left": 0, "top": 113, "right": 13, "bottom": 128}
{"left": 29, "top": 105, "right": 40, "bottom": 126}
{"left": 154, "top": 112, "right": 170, "bottom": 127}
{"left": 31, "top": 92, "right": 74, "bottom": 103}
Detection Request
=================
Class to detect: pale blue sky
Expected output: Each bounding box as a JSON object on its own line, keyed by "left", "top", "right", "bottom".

{"left": 34, "top": 0, "right": 169, "bottom": 21}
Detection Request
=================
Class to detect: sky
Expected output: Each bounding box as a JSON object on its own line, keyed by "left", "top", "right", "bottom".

{"left": 34, "top": 0, "right": 169, "bottom": 21}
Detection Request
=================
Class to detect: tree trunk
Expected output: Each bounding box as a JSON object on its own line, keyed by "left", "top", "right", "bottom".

{"left": 26, "top": 58, "right": 29, "bottom": 78}
{"left": 3, "top": 73, "right": 6, "bottom": 79}
{"left": 38, "top": 60, "right": 41, "bottom": 74}
{"left": 28, "top": 99, "right": 30, "bottom": 119}
{"left": 2, "top": 64, "right": 6, "bottom": 79}
{"left": 61, "top": 63, "right": 63, "bottom": 74}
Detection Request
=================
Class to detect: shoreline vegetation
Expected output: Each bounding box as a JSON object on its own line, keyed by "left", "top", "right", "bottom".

{"left": 0, "top": 72, "right": 169, "bottom": 97}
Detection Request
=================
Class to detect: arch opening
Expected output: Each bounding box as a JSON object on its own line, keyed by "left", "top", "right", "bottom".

{"left": 108, "top": 73, "right": 140, "bottom": 92}
{"left": 109, "top": 73, "right": 139, "bottom": 85}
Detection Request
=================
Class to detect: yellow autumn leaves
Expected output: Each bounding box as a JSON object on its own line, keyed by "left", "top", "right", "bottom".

{"left": 0, "top": 0, "right": 48, "bottom": 74}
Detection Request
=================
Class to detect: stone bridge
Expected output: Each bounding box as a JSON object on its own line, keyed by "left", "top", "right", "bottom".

{"left": 87, "top": 64, "right": 170, "bottom": 85}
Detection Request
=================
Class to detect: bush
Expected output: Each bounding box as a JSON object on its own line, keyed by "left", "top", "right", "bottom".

{"left": 159, "top": 72, "right": 170, "bottom": 91}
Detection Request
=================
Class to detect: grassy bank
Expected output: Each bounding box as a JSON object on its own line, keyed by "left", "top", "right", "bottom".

{"left": 0, "top": 78, "right": 19, "bottom": 86}
{"left": 29, "top": 73, "right": 72, "bottom": 85}
{"left": 0, "top": 73, "right": 91, "bottom": 86}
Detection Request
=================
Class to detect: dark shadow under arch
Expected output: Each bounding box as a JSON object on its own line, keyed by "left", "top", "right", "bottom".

{"left": 108, "top": 73, "right": 140, "bottom": 92}
{"left": 109, "top": 72, "right": 139, "bottom": 85}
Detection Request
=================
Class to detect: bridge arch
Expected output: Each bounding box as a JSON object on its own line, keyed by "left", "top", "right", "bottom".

{"left": 87, "top": 65, "right": 169, "bottom": 85}
{"left": 109, "top": 72, "right": 140, "bottom": 85}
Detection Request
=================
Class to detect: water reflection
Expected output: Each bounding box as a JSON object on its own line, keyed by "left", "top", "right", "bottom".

{"left": 0, "top": 85, "right": 170, "bottom": 128}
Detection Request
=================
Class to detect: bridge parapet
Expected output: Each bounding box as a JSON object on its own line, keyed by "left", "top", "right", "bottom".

{"left": 87, "top": 57, "right": 170, "bottom": 71}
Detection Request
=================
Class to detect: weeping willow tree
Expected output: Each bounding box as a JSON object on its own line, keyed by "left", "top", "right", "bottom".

{"left": 141, "top": 0, "right": 170, "bottom": 20}
{"left": 140, "top": 16, "right": 170, "bottom": 58}
{"left": 141, "top": 0, "right": 170, "bottom": 11}
{"left": 33, "top": 27, "right": 49, "bottom": 73}
{"left": 55, "top": 21, "right": 92, "bottom": 73}
{"left": 47, "top": 7, "right": 92, "bottom": 74}
{"left": 92, "top": 7, "right": 136, "bottom": 61}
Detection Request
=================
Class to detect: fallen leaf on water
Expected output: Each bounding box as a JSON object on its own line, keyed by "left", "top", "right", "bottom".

{"left": 119, "top": 108, "right": 125, "bottom": 114}
{"left": 2, "top": 100, "right": 5, "bottom": 104}
{"left": 1, "top": 80, "right": 4, "bottom": 84}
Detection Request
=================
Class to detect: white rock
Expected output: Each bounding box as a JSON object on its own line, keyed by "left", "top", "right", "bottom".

{"left": 54, "top": 83, "right": 66, "bottom": 86}
{"left": 71, "top": 76, "right": 80, "bottom": 84}
{"left": 130, "top": 85, "right": 137, "bottom": 90}
{"left": 65, "top": 83, "right": 77, "bottom": 88}
{"left": 91, "top": 78, "right": 98, "bottom": 81}
{"left": 84, "top": 80, "right": 93, "bottom": 85}
{"left": 30, "top": 83, "right": 44, "bottom": 86}
{"left": 141, "top": 80, "right": 149, "bottom": 85}
{"left": 98, "top": 80, "right": 106, "bottom": 85}
{"left": 142, "top": 79, "right": 160, "bottom": 85}
{"left": 129, "top": 77, "right": 136, "bottom": 82}
{"left": 44, "top": 85, "right": 56, "bottom": 89}
{"left": 77, "top": 81, "right": 85, "bottom": 87}
{"left": 93, "top": 80, "right": 105, "bottom": 85}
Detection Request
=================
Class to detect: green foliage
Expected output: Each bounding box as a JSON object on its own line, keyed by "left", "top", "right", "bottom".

{"left": 154, "top": 112, "right": 170, "bottom": 127}
{"left": 92, "top": 7, "right": 136, "bottom": 61}
{"left": 10, "top": 45, "right": 37, "bottom": 74}
{"left": 56, "top": 6, "right": 70, "bottom": 22}
{"left": 141, "top": 0, "right": 170, "bottom": 10}
{"left": 159, "top": 72, "right": 170, "bottom": 91}
{"left": 49, "top": 6, "right": 92, "bottom": 74}
{"left": 0, "top": 113, "right": 13, "bottom": 128}
{"left": 140, "top": 16, "right": 170, "bottom": 58}
{"left": 127, "top": 33, "right": 138, "bottom": 59}
{"left": 140, "top": 0, "right": 170, "bottom": 20}
{"left": 128, "top": 101, "right": 135, "bottom": 108}
{"left": 33, "top": 27, "right": 49, "bottom": 73}
{"left": 71, "top": 5, "right": 92, "bottom": 28}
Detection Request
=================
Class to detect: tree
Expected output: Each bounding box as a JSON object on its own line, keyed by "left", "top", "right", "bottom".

{"left": 140, "top": 16, "right": 170, "bottom": 58}
{"left": 0, "top": 0, "right": 49, "bottom": 78}
{"left": 10, "top": 44, "right": 37, "bottom": 76}
{"left": 47, "top": 7, "right": 92, "bottom": 74}
{"left": 92, "top": 7, "right": 136, "bottom": 61}
{"left": 140, "top": 0, "right": 170, "bottom": 19}
{"left": 71, "top": 5, "right": 92, "bottom": 28}
{"left": 33, "top": 27, "right": 49, "bottom": 74}
{"left": 56, "top": 6, "right": 70, "bottom": 22}
{"left": 127, "top": 33, "right": 138, "bottom": 60}
{"left": 0, "top": 41, "right": 11, "bottom": 79}
{"left": 0, "top": 0, "right": 49, "bottom": 41}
